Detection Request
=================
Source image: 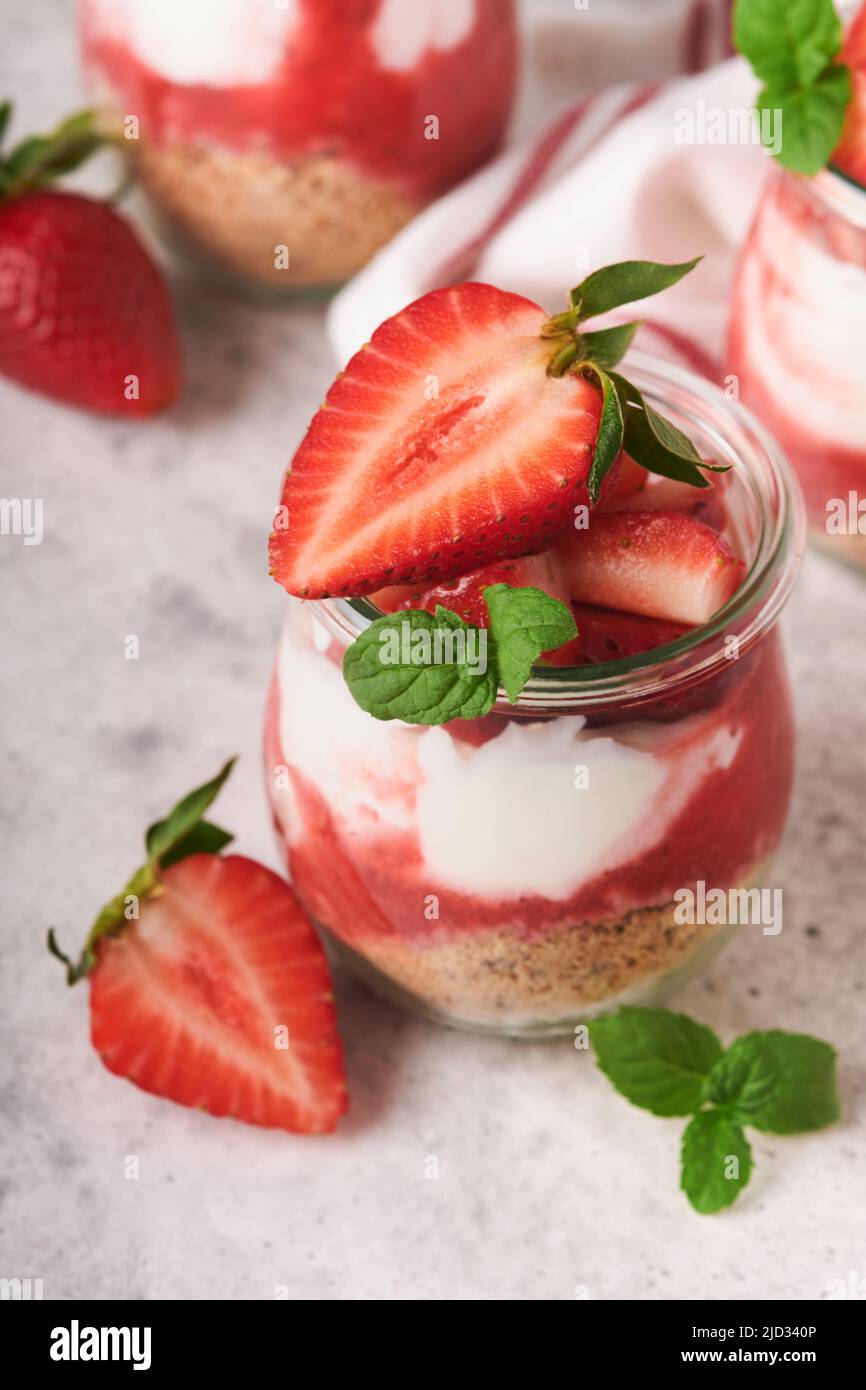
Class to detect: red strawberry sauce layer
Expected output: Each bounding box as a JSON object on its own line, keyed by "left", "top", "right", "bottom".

{"left": 264, "top": 625, "right": 794, "bottom": 949}
{"left": 80, "top": 0, "right": 517, "bottom": 200}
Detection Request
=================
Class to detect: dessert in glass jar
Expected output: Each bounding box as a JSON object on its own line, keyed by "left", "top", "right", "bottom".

{"left": 264, "top": 267, "right": 804, "bottom": 1037}
{"left": 728, "top": 2, "right": 866, "bottom": 570}
{"left": 78, "top": 0, "right": 518, "bottom": 291}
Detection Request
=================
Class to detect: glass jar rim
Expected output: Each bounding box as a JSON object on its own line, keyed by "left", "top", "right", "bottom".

{"left": 309, "top": 352, "right": 805, "bottom": 714}
{"left": 790, "top": 163, "right": 866, "bottom": 230}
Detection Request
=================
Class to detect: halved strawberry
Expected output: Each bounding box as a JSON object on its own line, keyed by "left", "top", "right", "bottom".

{"left": 833, "top": 4, "right": 866, "bottom": 187}
{"left": 89, "top": 855, "right": 346, "bottom": 1135}
{"left": 50, "top": 763, "right": 347, "bottom": 1135}
{"left": 569, "top": 602, "right": 688, "bottom": 664}
{"left": 270, "top": 283, "right": 602, "bottom": 598}
{"left": 556, "top": 511, "right": 745, "bottom": 625}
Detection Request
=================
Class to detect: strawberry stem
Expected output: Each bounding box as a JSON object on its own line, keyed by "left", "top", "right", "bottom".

{"left": 0, "top": 104, "right": 113, "bottom": 202}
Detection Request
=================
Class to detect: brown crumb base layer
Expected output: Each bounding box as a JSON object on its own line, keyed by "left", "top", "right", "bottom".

{"left": 135, "top": 142, "right": 421, "bottom": 288}
{"left": 810, "top": 526, "right": 866, "bottom": 573}
{"left": 324, "top": 862, "right": 770, "bottom": 1036}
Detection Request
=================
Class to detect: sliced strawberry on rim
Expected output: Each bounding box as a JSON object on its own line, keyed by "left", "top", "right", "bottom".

{"left": 556, "top": 510, "right": 745, "bottom": 626}
{"left": 372, "top": 549, "right": 571, "bottom": 627}
{"left": 568, "top": 602, "right": 689, "bottom": 665}
{"left": 270, "top": 283, "right": 602, "bottom": 598}
{"left": 49, "top": 760, "right": 347, "bottom": 1135}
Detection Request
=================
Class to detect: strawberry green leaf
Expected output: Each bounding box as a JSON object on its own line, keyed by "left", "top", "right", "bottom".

{"left": 610, "top": 372, "right": 729, "bottom": 489}
{"left": 579, "top": 321, "right": 641, "bottom": 371}
{"left": 49, "top": 759, "right": 237, "bottom": 984}
{"left": 0, "top": 108, "right": 108, "bottom": 201}
{"left": 0, "top": 101, "right": 12, "bottom": 150}
{"left": 717, "top": 1031, "right": 840, "bottom": 1133}
{"left": 680, "top": 1110, "right": 753, "bottom": 1214}
{"left": 343, "top": 607, "right": 498, "bottom": 724}
{"left": 758, "top": 64, "right": 852, "bottom": 175}
{"left": 157, "top": 820, "right": 234, "bottom": 870}
{"left": 146, "top": 757, "right": 236, "bottom": 861}
{"left": 589, "top": 1007, "right": 723, "bottom": 1116}
{"left": 582, "top": 364, "right": 625, "bottom": 504}
{"left": 569, "top": 258, "right": 702, "bottom": 321}
{"left": 483, "top": 584, "right": 577, "bottom": 702}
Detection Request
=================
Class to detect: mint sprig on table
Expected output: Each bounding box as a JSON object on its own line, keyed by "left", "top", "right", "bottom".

{"left": 343, "top": 583, "right": 576, "bottom": 724}
{"left": 48, "top": 758, "right": 236, "bottom": 983}
{"left": 734, "top": 0, "right": 853, "bottom": 175}
{"left": 589, "top": 1007, "right": 839, "bottom": 1214}
{"left": 541, "top": 257, "right": 728, "bottom": 501}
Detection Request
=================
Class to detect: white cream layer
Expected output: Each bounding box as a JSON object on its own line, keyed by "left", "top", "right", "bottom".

{"left": 85, "top": 0, "right": 477, "bottom": 86}
{"left": 275, "top": 619, "right": 741, "bottom": 903}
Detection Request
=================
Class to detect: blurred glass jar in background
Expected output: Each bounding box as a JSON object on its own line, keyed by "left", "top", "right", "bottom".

{"left": 79, "top": 0, "right": 518, "bottom": 292}
{"left": 728, "top": 165, "right": 866, "bottom": 573}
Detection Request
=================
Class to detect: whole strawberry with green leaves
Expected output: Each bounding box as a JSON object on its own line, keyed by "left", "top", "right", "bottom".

{"left": 0, "top": 104, "right": 180, "bottom": 416}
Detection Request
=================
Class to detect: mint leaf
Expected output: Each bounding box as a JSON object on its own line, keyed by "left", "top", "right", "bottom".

{"left": 681, "top": 1110, "right": 753, "bottom": 1214}
{"left": 482, "top": 583, "right": 577, "bottom": 702}
{"left": 760, "top": 63, "right": 852, "bottom": 175}
{"left": 723, "top": 1031, "right": 840, "bottom": 1133}
{"left": 49, "top": 759, "right": 238, "bottom": 984}
{"left": 570, "top": 258, "right": 702, "bottom": 321}
{"left": 589, "top": 1007, "right": 723, "bottom": 1117}
{"left": 579, "top": 321, "right": 640, "bottom": 371}
{"left": 343, "top": 607, "right": 497, "bottom": 724}
{"left": 734, "top": 0, "right": 852, "bottom": 175}
{"left": 704, "top": 1035, "right": 779, "bottom": 1118}
{"left": 582, "top": 365, "right": 624, "bottom": 503}
{"left": 734, "top": 0, "right": 843, "bottom": 89}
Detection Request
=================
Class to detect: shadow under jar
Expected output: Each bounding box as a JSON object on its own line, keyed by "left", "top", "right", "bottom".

{"left": 728, "top": 164, "right": 866, "bottom": 573}
{"left": 79, "top": 0, "right": 518, "bottom": 293}
{"left": 264, "top": 356, "right": 805, "bottom": 1037}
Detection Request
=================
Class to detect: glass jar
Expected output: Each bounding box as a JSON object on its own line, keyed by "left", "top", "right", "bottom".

{"left": 728, "top": 164, "right": 866, "bottom": 571}
{"left": 264, "top": 355, "right": 805, "bottom": 1037}
{"left": 79, "top": 0, "right": 518, "bottom": 292}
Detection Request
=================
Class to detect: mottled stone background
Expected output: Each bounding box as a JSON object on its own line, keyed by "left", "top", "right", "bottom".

{"left": 1, "top": 0, "right": 864, "bottom": 1300}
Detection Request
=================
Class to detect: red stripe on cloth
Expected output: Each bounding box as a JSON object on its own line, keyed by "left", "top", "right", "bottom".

{"left": 723, "top": 0, "right": 737, "bottom": 57}
{"left": 431, "top": 83, "right": 662, "bottom": 288}
{"left": 682, "top": 0, "right": 711, "bottom": 73}
{"left": 642, "top": 318, "right": 722, "bottom": 383}
{"left": 430, "top": 96, "right": 599, "bottom": 287}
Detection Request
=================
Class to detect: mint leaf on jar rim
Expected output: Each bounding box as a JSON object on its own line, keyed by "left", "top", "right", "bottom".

{"left": 734, "top": 0, "right": 843, "bottom": 90}
{"left": 759, "top": 63, "right": 853, "bottom": 175}
{"left": 482, "top": 584, "right": 577, "bottom": 703}
{"left": 342, "top": 606, "right": 498, "bottom": 725}
{"left": 733, "top": 0, "right": 852, "bottom": 175}
{"left": 681, "top": 1110, "right": 753, "bottom": 1214}
{"left": 588, "top": 1007, "right": 724, "bottom": 1116}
